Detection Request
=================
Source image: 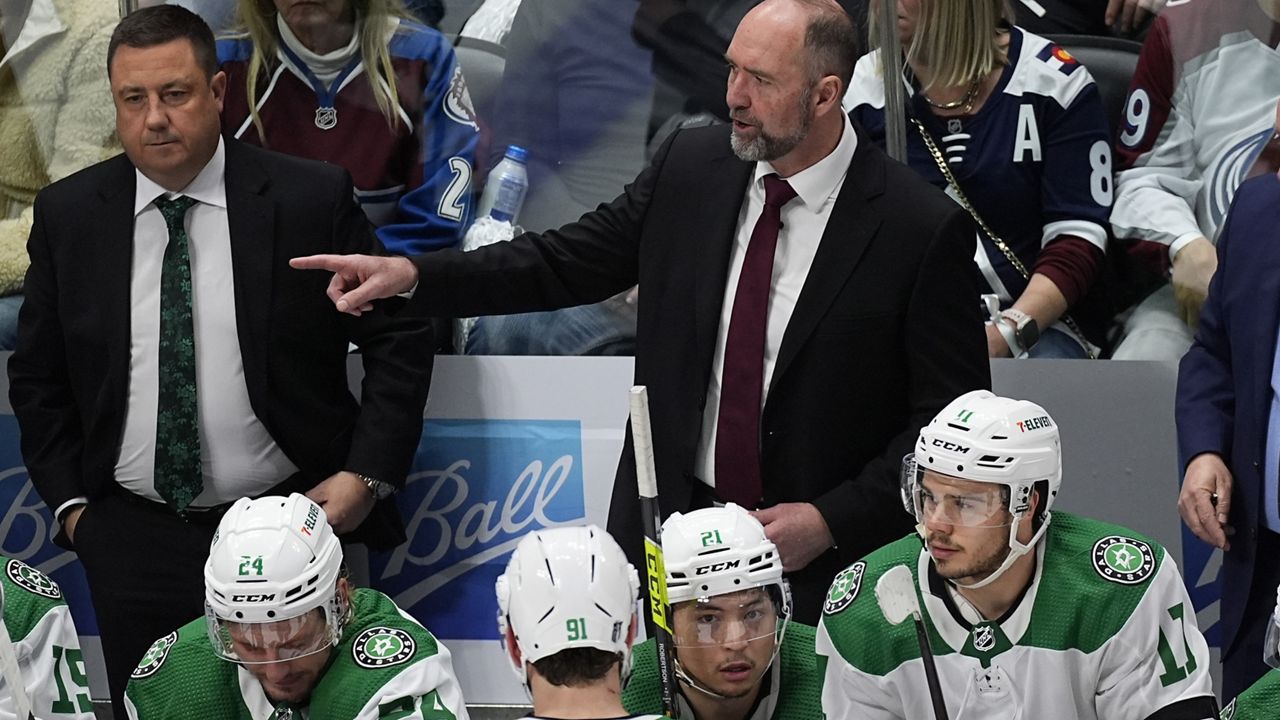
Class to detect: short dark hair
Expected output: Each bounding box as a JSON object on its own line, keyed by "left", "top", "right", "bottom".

{"left": 531, "top": 648, "right": 622, "bottom": 687}
{"left": 797, "top": 0, "right": 859, "bottom": 90}
{"left": 108, "top": 5, "right": 219, "bottom": 80}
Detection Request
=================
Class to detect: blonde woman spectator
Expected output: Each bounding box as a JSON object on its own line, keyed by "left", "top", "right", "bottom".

{"left": 846, "top": 0, "right": 1113, "bottom": 358}
{"left": 218, "top": 0, "right": 478, "bottom": 255}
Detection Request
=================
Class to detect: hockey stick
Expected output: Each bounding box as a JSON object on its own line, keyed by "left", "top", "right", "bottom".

{"left": 876, "top": 565, "right": 949, "bottom": 720}
{"left": 630, "top": 386, "right": 680, "bottom": 718}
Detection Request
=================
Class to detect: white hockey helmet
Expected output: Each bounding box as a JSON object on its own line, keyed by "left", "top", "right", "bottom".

{"left": 904, "top": 390, "right": 1062, "bottom": 588}
{"left": 203, "top": 494, "right": 346, "bottom": 664}
{"left": 495, "top": 525, "right": 640, "bottom": 685}
{"left": 660, "top": 504, "right": 791, "bottom": 697}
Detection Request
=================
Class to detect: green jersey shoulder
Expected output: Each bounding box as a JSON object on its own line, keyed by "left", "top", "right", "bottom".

{"left": 126, "top": 588, "right": 466, "bottom": 720}
{"left": 1222, "top": 670, "right": 1280, "bottom": 720}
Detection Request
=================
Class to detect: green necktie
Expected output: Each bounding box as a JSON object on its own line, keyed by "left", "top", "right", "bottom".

{"left": 152, "top": 195, "right": 202, "bottom": 512}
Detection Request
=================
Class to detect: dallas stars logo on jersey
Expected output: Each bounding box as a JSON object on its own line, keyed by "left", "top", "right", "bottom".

{"left": 6, "top": 558, "right": 61, "bottom": 599}
{"left": 1092, "top": 536, "right": 1156, "bottom": 585}
{"left": 132, "top": 631, "right": 179, "bottom": 679}
{"left": 352, "top": 626, "right": 416, "bottom": 669}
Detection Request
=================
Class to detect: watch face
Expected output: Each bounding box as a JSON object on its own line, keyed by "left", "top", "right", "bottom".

{"left": 1018, "top": 318, "right": 1040, "bottom": 349}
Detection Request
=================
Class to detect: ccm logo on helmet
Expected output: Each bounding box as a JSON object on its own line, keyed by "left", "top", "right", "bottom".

{"left": 300, "top": 503, "right": 321, "bottom": 536}
{"left": 230, "top": 594, "right": 277, "bottom": 602}
{"left": 1016, "top": 416, "right": 1053, "bottom": 432}
{"left": 695, "top": 560, "right": 741, "bottom": 575}
{"left": 930, "top": 438, "right": 970, "bottom": 453}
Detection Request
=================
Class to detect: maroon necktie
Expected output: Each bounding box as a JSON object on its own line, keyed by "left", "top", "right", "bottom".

{"left": 714, "top": 174, "right": 798, "bottom": 507}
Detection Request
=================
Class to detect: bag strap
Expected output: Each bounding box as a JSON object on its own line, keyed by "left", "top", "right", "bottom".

{"left": 910, "top": 116, "right": 1096, "bottom": 359}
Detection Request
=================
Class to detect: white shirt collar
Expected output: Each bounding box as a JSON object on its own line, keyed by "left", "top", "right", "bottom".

{"left": 134, "top": 137, "right": 228, "bottom": 216}
{"left": 753, "top": 113, "right": 857, "bottom": 212}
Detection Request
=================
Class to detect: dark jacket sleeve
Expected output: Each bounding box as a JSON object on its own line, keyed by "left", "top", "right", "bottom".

{"left": 7, "top": 190, "right": 85, "bottom": 516}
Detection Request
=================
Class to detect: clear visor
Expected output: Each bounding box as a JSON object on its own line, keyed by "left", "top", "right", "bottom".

{"left": 671, "top": 588, "right": 787, "bottom": 648}
{"left": 206, "top": 609, "right": 334, "bottom": 665}
{"left": 901, "top": 454, "right": 1012, "bottom": 528}
{"left": 1266, "top": 606, "right": 1280, "bottom": 670}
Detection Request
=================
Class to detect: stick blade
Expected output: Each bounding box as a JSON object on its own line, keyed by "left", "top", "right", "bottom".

{"left": 875, "top": 565, "right": 919, "bottom": 626}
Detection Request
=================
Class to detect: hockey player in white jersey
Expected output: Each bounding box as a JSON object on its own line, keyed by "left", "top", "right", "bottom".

{"left": 817, "top": 390, "right": 1219, "bottom": 720}
{"left": 496, "top": 525, "right": 664, "bottom": 720}
{"left": 125, "top": 494, "right": 469, "bottom": 719}
{"left": 0, "top": 556, "right": 92, "bottom": 719}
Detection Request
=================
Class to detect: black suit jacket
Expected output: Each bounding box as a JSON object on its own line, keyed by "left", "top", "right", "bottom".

{"left": 8, "top": 139, "right": 436, "bottom": 550}
{"left": 407, "top": 122, "right": 990, "bottom": 619}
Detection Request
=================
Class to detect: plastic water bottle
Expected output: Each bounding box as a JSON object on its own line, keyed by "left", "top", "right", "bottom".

{"left": 476, "top": 145, "right": 529, "bottom": 224}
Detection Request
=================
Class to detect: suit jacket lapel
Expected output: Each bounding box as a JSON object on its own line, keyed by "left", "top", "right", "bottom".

{"left": 222, "top": 141, "right": 274, "bottom": 406}
{"left": 97, "top": 158, "right": 138, "bottom": 399}
{"left": 695, "top": 152, "right": 754, "bottom": 378}
{"left": 771, "top": 130, "right": 886, "bottom": 386}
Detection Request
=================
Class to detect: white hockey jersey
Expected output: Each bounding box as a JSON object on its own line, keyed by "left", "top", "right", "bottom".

{"left": 0, "top": 557, "right": 93, "bottom": 720}
{"left": 816, "top": 513, "right": 1218, "bottom": 720}
{"left": 1112, "top": 0, "right": 1280, "bottom": 267}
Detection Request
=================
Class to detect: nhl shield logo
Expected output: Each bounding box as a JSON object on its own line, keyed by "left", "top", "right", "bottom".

{"left": 824, "top": 561, "right": 866, "bottom": 616}
{"left": 6, "top": 559, "right": 60, "bottom": 599}
{"left": 132, "top": 631, "right": 179, "bottom": 679}
{"left": 972, "top": 624, "right": 996, "bottom": 652}
{"left": 1092, "top": 536, "right": 1156, "bottom": 585}
{"left": 353, "top": 626, "right": 416, "bottom": 669}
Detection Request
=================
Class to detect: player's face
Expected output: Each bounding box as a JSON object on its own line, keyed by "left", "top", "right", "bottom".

{"left": 724, "top": 3, "right": 818, "bottom": 169}
{"left": 920, "top": 473, "right": 1014, "bottom": 583}
{"left": 227, "top": 609, "right": 332, "bottom": 704}
{"left": 110, "top": 39, "right": 225, "bottom": 192}
{"left": 672, "top": 589, "right": 779, "bottom": 700}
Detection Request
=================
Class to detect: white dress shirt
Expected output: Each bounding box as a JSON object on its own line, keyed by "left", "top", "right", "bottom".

{"left": 695, "top": 115, "right": 858, "bottom": 490}
{"left": 114, "top": 138, "right": 298, "bottom": 507}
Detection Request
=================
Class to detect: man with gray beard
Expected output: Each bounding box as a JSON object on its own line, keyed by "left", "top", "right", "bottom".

{"left": 291, "top": 0, "right": 989, "bottom": 622}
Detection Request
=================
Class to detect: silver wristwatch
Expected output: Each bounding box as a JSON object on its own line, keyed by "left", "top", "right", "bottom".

{"left": 358, "top": 474, "right": 396, "bottom": 500}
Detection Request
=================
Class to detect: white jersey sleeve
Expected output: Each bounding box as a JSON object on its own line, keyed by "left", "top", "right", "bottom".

{"left": 1094, "top": 554, "right": 1216, "bottom": 719}
{"left": 350, "top": 641, "right": 471, "bottom": 720}
{"left": 816, "top": 620, "right": 906, "bottom": 720}
{"left": 1110, "top": 13, "right": 1205, "bottom": 260}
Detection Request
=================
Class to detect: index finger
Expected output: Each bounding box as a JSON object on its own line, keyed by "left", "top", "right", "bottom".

{"left": 290, "top": 254, "right": 350, "bottom": 272}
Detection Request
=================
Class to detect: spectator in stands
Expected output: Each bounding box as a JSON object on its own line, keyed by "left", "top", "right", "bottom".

{"left": 0, "top": 556, "right": 92, "bottom": 718}
{"left": 463, "top": 0, "right": 653, "bottom": 355}
{"left": 0, "top": 0, "right": 119, "bottom": 351}
{"left": 1177, "top": 168, "right": 1280, "bottom": 698}
{"left": 1110, "top": 0, "right": 1280, "bottom": 360}
{"left": 1220, "top": 581, "right": 1280, "bottom": 718}
{"left": 495, "top": 525, "right": 662, "bottom": 720}
{"left": 623, "top": 505, "right": 822, "bottom": 720}
{"left": 218, "top": 0, "right": 478, "bottom": 255}
{"left": 1013, "top": 0, "right": 1165, "bottom": 37}
{"left": 292, "top": 0, "right": 990, "bottom": 624}
{"left": 126, "top": 494, "right": 468, "bottom": 718}
{"left": 846, "top": 0, "right": 1113, "bottom": 358}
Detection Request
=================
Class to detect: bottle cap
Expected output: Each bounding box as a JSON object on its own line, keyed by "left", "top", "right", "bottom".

{"left": 505, "top": 145, "right": 528, "bottom": 163}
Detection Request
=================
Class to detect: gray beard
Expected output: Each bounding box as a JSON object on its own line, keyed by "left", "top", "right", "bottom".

{"left": 730, "top": 124, "right": 806, "bottom": 163}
